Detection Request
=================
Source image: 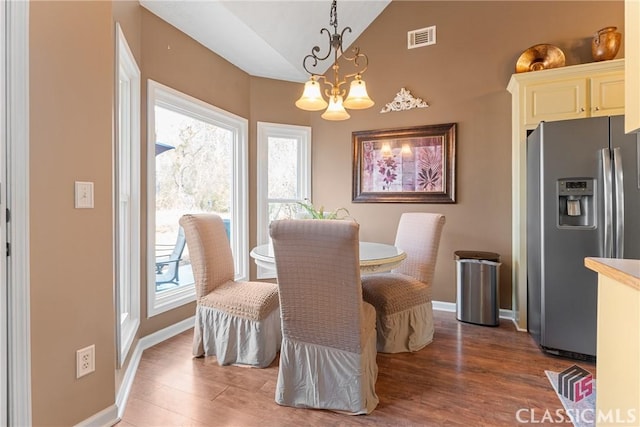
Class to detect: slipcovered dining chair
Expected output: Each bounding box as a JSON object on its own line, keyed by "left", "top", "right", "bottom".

{"left": 361, "top": 212, "right": 446, "bottom": 353}
{"left": 269, "top": 219, "right": 379, "bottom": 415}
{"left": 179, "top": 213, "right": 281, "bottom": 367}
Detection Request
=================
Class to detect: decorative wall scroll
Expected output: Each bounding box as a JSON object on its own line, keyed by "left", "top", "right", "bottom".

{"left": 352, "top": 123, "right": 456, "bottom": 203}
{"left": 380, "top": 88, "right": 429, "bottom": 113}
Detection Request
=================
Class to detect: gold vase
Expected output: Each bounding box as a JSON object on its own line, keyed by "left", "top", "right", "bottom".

{"left": 592, "top": 26, "right": 621, "bottom": 61}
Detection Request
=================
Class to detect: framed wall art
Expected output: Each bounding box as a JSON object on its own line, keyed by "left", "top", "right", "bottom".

{"left": 352, "top": 123, "right": 456, "bottom": 203}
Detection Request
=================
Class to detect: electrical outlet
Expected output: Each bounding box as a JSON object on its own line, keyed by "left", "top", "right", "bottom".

{"left": 76, "top": 344, "right": 95, "bottom": 378}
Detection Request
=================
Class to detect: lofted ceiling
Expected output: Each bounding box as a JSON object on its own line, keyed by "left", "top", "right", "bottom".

{"left": 139, "top": 0, "right": 391, "bottom": 83}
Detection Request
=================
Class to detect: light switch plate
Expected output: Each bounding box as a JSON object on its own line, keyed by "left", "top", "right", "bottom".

{"left": 75, "top": 181, "right": 94, "bottom": 209}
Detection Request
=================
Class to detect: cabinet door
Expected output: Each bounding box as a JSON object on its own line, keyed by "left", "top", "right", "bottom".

{"left": 590, "top": 73, "right": 625, "bottom": 117}
{"left": 524, "top": 78, "right": 588, "bottom": 125}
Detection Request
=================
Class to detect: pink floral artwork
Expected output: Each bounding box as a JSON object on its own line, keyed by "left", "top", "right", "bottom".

{"left": 353, "top": 123, "right": 455, "bottom": 203}
{"left": 362, "top": 136, "right": 443, "bottom": 192}
{"left": 416, "top": 145, "right": 442, "bottom": 191}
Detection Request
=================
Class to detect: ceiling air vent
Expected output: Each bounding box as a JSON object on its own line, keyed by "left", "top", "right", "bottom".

{"left": 408, "top": 26, "right": 436, "bottom": 49}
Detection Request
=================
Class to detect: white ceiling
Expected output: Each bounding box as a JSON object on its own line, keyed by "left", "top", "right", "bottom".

{"left": 139, "top": 0, "right": 391, "bottom": 83}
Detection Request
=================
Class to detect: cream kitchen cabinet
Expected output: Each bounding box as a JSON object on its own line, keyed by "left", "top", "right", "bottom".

{"left": 507, "top": 59, "right": 625, "bottom": 331}
{"left": 520, "top": 64, "right": 624, "bottom": 126}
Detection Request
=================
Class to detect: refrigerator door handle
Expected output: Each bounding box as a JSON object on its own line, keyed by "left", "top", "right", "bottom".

{"left": 601, "top": 148, "right": 613, "bottom": 258}
{"left": 613, "top": 147, "right": 624, "bottom": 258}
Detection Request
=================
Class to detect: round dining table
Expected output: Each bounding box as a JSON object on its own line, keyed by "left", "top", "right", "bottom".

{"left": 250, "top": 241, "right": 406, "bottom": 275}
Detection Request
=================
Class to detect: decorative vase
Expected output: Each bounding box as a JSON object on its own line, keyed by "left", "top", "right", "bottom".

{"left": 592, "top": 26, "right": 621, "bottom": 61}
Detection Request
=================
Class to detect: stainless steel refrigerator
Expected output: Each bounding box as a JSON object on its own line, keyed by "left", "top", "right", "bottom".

{"left": 527, "top": 115, "right": 640, "bottom": 359}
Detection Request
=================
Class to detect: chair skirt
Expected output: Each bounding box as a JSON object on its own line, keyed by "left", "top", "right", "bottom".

{"left": 193, "top": 304, "right": 282, "bottom": 368}
{"left": 375, "top": 301, "right": 434, "bottom": 353}
{"left": 275, "top": 303, "right": 379, "bottom": 414}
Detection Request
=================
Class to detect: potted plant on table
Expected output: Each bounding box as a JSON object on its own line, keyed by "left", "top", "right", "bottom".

{"left": 296, "top": 199, "right": 352, "bottom": 220}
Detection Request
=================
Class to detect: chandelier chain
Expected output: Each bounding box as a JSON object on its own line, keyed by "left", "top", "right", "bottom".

{"left": 329, "top": 0, "right": 337, "bottom": 31}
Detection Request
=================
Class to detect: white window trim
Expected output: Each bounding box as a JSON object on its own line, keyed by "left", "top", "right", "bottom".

{"left": 256, "top": 122, "right": 311, "bottom": 279}
{"left": 147, "top": 80, "right": 249, "bottom": 317}
{"left": 115, "top": 23, "right": 140, "bottom": 365}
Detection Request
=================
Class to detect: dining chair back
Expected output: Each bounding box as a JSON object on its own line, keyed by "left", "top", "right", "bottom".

{"left": 269, "top": 219, "right": 379, "bottom": 414}
{"left": 393, "top": 212, "right": 443, "bottom": 286}
{"left": 180, "top": 213, "right": 281, "bottom": 367}
{"left": 362, "top": 212, "right": 446, "bottom": 353}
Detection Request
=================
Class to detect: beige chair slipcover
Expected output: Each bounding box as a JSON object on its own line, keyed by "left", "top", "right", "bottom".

{"left": 361, "top": 212, "right": 446, "bottom": 353}
{"left": 180, "top": 213, "right": 281, "bottom": 367}
{"left": 269, "top": 219, "right": 379, "bottom": 415}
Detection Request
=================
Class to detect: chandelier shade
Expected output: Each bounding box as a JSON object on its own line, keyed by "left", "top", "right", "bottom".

{"left": 295, "top": 0, "right": 374, "bottom": 120}
{"left": 295, "top": 78, "right": 329, "bottom": 111}
{"left": 321, "top": 95, "right": 350, "bottom": 121}
{"left": 343, "top": 78, "right": 374, "bottom": 109}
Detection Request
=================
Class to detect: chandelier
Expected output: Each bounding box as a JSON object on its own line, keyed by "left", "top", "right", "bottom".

{"left": 295, "top": 0, "right": 374, "bottom": 121}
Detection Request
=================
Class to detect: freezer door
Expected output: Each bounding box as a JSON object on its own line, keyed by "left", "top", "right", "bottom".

{"left": 609, "top": 115, "right": 640, "bottom": 259}
{"left": 537, "top": 117, "right": 608, "bottom": 356}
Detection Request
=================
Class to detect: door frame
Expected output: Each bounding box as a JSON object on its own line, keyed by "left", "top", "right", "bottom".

{"left": 4, "top": 1, "right": 31, "bottom": 425}
{"left": 1, "top": 0, "right": 7, "bottom": 422}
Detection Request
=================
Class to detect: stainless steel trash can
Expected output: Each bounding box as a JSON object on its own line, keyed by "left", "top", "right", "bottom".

{"left": 455, "top": 251, "right": 501, "bottom": 326}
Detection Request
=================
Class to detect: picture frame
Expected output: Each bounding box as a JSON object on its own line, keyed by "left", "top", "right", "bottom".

{"left": 352, "top": 123, "right": 456, "bottom": 203}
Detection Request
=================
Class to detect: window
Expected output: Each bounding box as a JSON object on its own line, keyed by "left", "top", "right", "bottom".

{"left": 256, "top": 122, "right": 311, "bottom": 278}
{"left": 115, "top": 23, "right": 140, "bottom": 365}
{"left": 147, "top": 80, "right": 248, "bottom": 316}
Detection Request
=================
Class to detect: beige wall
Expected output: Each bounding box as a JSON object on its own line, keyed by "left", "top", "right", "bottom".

{"left": 137, "top": 8, "right": 252, "bottom": 334}
{"left": 30, "top": 1, "right": 115, "bottom": 425}
{"left": 248, "top": 77, "right": 311, "bottom": 268}
{"left": 305, "top": 1, "right": 624, "bottom": 307}
{"left": 112, "top": 5, "right": 256, "bottom": 386}
{"left": 27, "top": 1, "right": 623, "bottom": 424}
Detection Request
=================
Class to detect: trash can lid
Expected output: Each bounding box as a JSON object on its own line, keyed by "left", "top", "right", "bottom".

{"left": 454, "top": 250, "right": 500, "bottom": 262}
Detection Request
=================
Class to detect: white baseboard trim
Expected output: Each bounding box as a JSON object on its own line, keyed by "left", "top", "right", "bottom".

{"left": 74, "top": 404, "right": 118, "bottom": 427}
{"left": 432, "top": 300, "right": 456, "bottom": 312}
{"left": 512, "top": 319, "right": 528, "bottom": 332}
{"left": 115, "top": 316, "right": 195, "bottom": 420}
{"left": 432, "top": 300, "right": 515, "bottom": 322}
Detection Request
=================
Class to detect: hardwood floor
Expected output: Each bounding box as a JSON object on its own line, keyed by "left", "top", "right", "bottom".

{"left": 117, "top": 310, "right": 594, "bottom": 426}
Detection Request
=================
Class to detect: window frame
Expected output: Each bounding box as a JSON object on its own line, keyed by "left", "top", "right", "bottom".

{"left": 256, "top": 122, "right": 311, "bottom": 279}
{"left": 115, "top": 23, "right": 141, "bottom": 366}
{"left": 147, "top": 80, "right": 249, "bottom": 317}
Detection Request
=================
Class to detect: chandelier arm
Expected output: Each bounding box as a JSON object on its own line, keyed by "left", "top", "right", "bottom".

{"left": 342, "top": 50, "right": 369, "bottom": 79}
{"left": 334, "top": 26, "right": 352, "bottom": 56}
{"left": 301, "top": 27, "right": 334, "bottom": 75}
{"left": 314, "top": 74, "right": 335, "bottom": 93}
{"left": 324, "top": 86, "right": 346, "bottom": 100}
